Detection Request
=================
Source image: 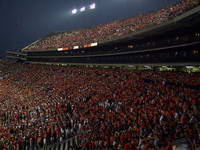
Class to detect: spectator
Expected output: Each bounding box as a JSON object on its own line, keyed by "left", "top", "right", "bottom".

{"left": 24, "top": 0, "right": 200, "bottom": 51}
{"left": 172, "top": 139, "right": 194, "bottom": 150}
{"left": 0, "top": 60, "right": 200, "bottom": 149}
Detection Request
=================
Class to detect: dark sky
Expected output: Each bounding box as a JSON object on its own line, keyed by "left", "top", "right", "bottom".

{"left": 0, "top": 0, "right": 180, "bottom": 56}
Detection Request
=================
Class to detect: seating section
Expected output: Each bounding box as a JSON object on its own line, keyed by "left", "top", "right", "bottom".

{"left": 0, "top": 60, "right": 200, "bottom": 149}
{"left": 24, "top": 0, "right": 200, "bottom": 51}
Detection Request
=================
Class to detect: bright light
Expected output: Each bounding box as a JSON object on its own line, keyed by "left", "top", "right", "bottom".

{"left": 89, "top": 3, "right": 96, "bottom": 9}
{"left": 72, "top": 9, "right": 77, "bottom": 14}
{"left": 80, "top": 7, "right": 86, "bottom": 12}
{"left": 186, "top": 66, "right": 194, "bottom": 69}
{"left": 71, "top": 3, "right": 96, "bottom": 15}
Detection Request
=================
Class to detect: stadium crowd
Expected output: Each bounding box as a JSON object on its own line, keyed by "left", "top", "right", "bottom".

{"left": 25, "top": 0, "right": 200, "bottom": 50}
{"left": 0, "top": 60, "right": 200, "bottom": 150}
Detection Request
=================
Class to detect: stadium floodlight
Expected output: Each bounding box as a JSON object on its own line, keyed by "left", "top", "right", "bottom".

{"left": 186, "top": 66, "right": 194, "bottom": 69}
{"left": 72, "top": 9, "right": 77, "bottom": 14}
{"left": 89, "top": 3, "right": 96, "bottom": 9}
{"left": 80, "top": 7, "right": 86, "bottom": 12}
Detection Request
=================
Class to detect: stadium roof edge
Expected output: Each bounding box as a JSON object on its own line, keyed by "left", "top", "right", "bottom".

{"left": 21, "top": 40, "right": 40, "bottom": 52}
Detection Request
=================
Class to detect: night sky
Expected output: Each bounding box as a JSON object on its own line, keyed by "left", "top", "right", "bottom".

{"left": 0, "top": 0, "right": 180, "bottom": 57}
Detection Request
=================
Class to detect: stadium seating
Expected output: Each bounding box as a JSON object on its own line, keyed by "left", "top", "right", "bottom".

{"left": 0, "top": 60, "right": 200, "bottom": 149}
{"left": 24, "top": 0, "right": 200, "bottom": 51}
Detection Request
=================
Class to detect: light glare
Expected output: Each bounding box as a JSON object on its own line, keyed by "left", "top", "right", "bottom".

{"left": 90, "top": 3, "right": 96, "bottom": 9}
{"left": 71, "top": 3, "right": 96, "bottom": 15}
{"left": 72, "top": 9, "right": 77, "bottom": 14}
{"left": 80, "top": 7, "right": 86, "bottom": 12}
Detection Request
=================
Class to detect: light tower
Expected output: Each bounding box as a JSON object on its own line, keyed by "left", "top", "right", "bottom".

{"left": 71, "top": 3, "right": 96, "bottom": 15}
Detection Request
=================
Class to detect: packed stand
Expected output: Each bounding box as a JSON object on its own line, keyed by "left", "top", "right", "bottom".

{"left": 24, "top": 0, "right": 200, "bottom": 51}
{"left": 0, "top": 60, "right": 200, "bottom": 149}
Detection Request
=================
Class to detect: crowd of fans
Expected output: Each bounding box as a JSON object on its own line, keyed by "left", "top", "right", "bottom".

{"left": 25, "top": 0, "right": 200, "bottom": 51}
{"left": 0, "top": 60, "right": 200, "bottom": 149}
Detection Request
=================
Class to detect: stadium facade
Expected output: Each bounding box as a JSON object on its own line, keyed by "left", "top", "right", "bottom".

{"left": 7, "top": 3, "right": 200, "bottom": 67}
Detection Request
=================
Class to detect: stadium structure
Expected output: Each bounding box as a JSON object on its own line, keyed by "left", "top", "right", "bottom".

{"left": 2, "top": 1, "right": 200, "bottom": 149}
{"left": 6, "top": 0, "right": 200, "bottom": 71}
